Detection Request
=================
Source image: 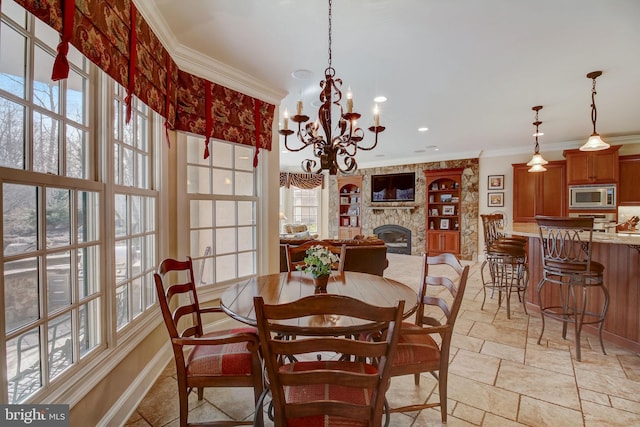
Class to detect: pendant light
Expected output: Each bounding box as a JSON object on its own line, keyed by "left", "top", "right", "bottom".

{"left": 579, "top": 71, "right": 610, "bottom": 151}
{"left": 527, "top": 105, "right": 548, "bottom": 172}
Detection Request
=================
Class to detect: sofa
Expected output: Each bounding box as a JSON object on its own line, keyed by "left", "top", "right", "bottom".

{"left": 279, "top": 236, "right": 389, "bottom": 276}
{"left": 280, "top": 223, "right": 319, "bottom": 240}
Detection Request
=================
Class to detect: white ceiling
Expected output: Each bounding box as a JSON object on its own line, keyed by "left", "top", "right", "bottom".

{"left": 138, "top": 0, "right": 640, "bottom": 171}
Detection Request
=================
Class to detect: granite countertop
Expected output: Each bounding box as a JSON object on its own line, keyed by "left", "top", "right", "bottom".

{"left": 507, "top": 223, "right": 640, "bottom": 245}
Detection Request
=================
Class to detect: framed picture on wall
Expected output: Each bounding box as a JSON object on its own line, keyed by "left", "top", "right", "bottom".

{"left": 488, "top": 192, "right": 504, "bottom": 207}
{"left": 488, "top": 175, "right": 504, "bottom": 190}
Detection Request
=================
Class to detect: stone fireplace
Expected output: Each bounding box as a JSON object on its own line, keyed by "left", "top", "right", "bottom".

{"left": 328, "top": 158, "right": 479, "bottom": 260}
{"left": 374, "top": 225, "right": 412, "bottom": 255}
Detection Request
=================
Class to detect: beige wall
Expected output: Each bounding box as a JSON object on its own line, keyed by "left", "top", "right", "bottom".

{"left": 477, "top": 137, "right": 640, "bottom": 258}
{"left": 70, "top": 327, "right": 169, "bottom": 427}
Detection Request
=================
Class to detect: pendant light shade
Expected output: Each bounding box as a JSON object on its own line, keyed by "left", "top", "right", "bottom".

{"left": 527, "top": 164, "right": 547, "bottom": 173}
{"left": 580, "top": 134, "right": 609, "bottom": 151}
{"left": 527, "top": 106, "right": 548, "bottom": 172}
{"left": 580, "top": 71, "right": 610, "bottom": 151}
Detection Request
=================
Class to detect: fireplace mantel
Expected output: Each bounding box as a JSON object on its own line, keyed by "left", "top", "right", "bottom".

{"left": 368, "top": 205, "right": 417, "bottom": 212}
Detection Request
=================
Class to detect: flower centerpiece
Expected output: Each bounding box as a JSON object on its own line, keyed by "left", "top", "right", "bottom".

{"left": 296, "top": 245, "right": 339, "bottom": 290}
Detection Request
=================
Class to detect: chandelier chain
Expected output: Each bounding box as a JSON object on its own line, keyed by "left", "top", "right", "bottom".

{"left": 591, "top": 76, "right": 598, "bottom": 134}
{"left": 534, "top": 108, "right": 540, "bottom": 153}
{"left": 328, "top": 0, "right": 332, "bottom": 68}
{"left": 278, "top": 0, "right": 385, "bottom": 174}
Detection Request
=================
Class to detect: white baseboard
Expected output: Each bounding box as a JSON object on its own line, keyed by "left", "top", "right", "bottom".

{"left": 96, "top": 342, "right": 172, "bottom": 427}
{"left": 96, "top": 315, "right": 237, "bottom": 426}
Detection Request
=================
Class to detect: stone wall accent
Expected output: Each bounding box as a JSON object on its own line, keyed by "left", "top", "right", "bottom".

{"left": 328, "top": 158, "right": 479, "bottom": 261}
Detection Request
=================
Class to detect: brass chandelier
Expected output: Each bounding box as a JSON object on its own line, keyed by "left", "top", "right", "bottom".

{"left": 279, "top": 0, "right": 385, "bottom": 175}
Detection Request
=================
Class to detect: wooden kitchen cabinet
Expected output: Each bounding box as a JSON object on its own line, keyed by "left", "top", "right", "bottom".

{"left": 619, "top": 154, "right": 640, "bottom": 205}
{"left": 512, "top": 161, "right": 566, "bottom": 222}
{"left": 563, "top": 145, "right": 620, "bottom": 184}
{"left": 426, "top": 231, "right": 460, "bottom": 255}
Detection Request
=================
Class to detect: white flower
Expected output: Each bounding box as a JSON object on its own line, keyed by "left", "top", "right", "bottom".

{"left": 296, "top": 245, "right": 339, "bottom": 277}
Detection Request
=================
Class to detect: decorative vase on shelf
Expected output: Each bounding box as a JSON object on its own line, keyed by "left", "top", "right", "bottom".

{"left": 313, "top": 274, "right": 330, "bottom": 291}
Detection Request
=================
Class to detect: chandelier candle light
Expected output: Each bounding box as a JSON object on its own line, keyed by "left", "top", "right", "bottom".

{"left": 527, "top": 105, "right": 548, "bottom": 172}
{"left": 580, "top": 70, "right": 610, "bottom": 151}
{"left": 279, "top": 0, "right": 385, "bottom": 175}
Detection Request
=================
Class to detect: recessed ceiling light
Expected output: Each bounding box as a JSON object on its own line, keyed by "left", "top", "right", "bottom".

{"left": 418, "top": 127, "right": 429, "bottom": 132}
{"left": 425, "top": 145, "right": 437, "bottom": 149}
{"left": 291, "top": 69, "right": 313, "bottom": 80}
{"left": 281, "top": 150, "right": 289, "bottom": 154}
{"left": 373, "top": 96, "right": 387, "bottom": 103}
{"left": 239, "top": 156, "right": 249, "bottom": 160}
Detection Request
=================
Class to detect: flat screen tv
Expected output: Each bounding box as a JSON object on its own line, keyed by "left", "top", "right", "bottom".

{"left": 371, "top": 172, "right": 416, "bottom": 202}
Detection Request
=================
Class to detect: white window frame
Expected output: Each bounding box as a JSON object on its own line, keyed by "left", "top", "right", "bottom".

{"left": 0, "top": 1, "right": 163, "bottom": 405}
{"left": 180, "top": 135, "right": 259, "bottom": 300}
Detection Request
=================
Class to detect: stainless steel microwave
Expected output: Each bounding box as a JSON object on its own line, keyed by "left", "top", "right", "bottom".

{"left": 569, "top": 184, "right": 616, "bottom": 209}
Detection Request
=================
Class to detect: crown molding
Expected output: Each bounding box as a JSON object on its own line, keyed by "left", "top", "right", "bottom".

{"left": 480, "top": 135, "right": 640, "bottom": 158}
{"left": 358, "top": 150, "right": 483, "bottom": 169}
{"left": 134, "top": 1, "right": 287, "bottom": 105}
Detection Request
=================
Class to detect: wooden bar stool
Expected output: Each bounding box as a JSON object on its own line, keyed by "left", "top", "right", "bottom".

{"left": 480, "top": 214, "right": 529, "bottom": 319}
{"left": 535, "top": 216, "right": 610, "bottom": 361}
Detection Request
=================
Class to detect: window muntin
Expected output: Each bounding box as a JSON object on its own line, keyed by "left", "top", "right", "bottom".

{"left": 186, "top": 137, "right": 257, "bottom": 286}
{"left": 292, "top": 187, "right": 319, "bottom": 233}
{"left": 0, "top": 4, "right": 89, "bottom": 179}
{"left": 0, "top": 0, "right": 158, "bottom": 404}
{"left": 111, "top": 82, "right": 157, "bottom": 331}
{"left": 3, "top": 183, "right": 102, "bottom": 403}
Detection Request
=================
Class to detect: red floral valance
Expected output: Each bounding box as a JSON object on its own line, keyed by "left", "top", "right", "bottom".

{"left": 13, "top": 0, "right": 274, "bottom": 162}
{"left": 175, "top": 71, "right": 274, "bottom": 159}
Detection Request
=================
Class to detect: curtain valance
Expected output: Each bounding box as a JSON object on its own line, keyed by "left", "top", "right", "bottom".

{"left": 13, "top": 0, "right": 274, "bottom": 163}
{"left": 280, "top": 172, "right": 325, "bottom": 190}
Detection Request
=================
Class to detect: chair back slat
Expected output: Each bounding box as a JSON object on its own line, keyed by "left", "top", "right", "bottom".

{"left": 153, "top": 256, "right": 263, "bottom": 426}
{"left": 388, "top": 252, "right": 468, "bottom": 421}
{"left": 415, "top": 253, "right": 468, "bottom": 329}
{"left": 255, "top": 294, "right": 404, "bottom": 427}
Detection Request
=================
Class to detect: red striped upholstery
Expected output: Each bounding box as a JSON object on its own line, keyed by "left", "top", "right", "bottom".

{"left": 186, "top": 327, "right": 257, "bottom": 376}
{"left": 281, "top": 360, "right": 377, "bottom": 427}
{"left": 392, "top": 322, "right": 440, "bottom": 366}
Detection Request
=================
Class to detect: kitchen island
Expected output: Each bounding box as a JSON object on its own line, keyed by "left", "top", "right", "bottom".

{"left": 508, "top": 223, "right": 640, "bottom": 352}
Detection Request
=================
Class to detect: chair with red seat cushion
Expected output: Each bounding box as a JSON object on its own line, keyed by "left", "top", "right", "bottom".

{"left": 154, "top": 257, "right": 263, "bottom": 426}
{"left": 388, "top": 253, "right": 469, "bottom": 423}
{"left": 254, "top": 294, "right": 404, "bottom": 427}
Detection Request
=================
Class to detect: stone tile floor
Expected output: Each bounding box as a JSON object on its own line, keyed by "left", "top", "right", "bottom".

{"left": 125, "top": 254, "right": 640, "bottom": 426}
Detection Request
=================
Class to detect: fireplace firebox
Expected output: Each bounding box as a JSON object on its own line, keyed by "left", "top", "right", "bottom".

{"left": 374, "top": 225, "right": 411, "bottom": 255}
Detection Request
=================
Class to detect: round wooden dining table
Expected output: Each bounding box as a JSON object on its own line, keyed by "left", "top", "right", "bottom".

{"left": 220, "top": 271, "right": 419, "bottom": 335}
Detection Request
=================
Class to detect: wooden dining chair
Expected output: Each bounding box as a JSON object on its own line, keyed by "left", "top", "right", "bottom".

{"left": 285, "top": 241, "right": 346, "bottom": 273}
{"left": 154, "top": 257, "right": 263, "bottom": 427}
{"left": 254, "top": 294, "right": 405, "bottom": 427}
{"left": 387, "top": 253, "right": 469, "bottom": 422}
